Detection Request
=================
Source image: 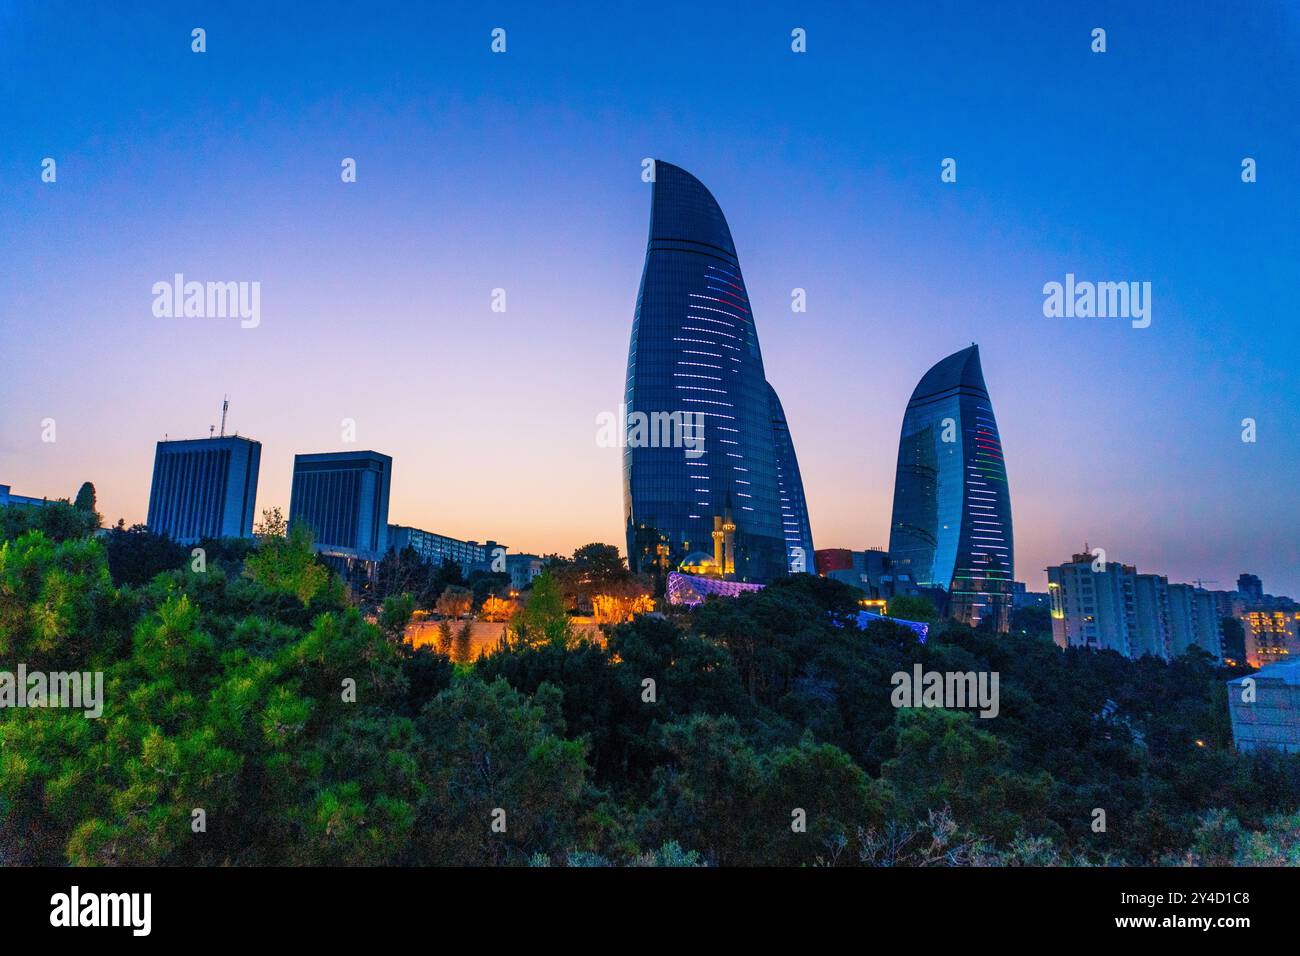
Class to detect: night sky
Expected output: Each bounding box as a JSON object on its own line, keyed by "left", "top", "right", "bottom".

{"left": 2, "top": 1, "right": 1297, "bottom": 593}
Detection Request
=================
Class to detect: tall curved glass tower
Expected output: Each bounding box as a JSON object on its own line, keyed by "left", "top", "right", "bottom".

{"left": 623, "top": 161, "right": 812, "bottom": 582}
{"left": 887, "top": 345, "right": 1013, "bottom": 630}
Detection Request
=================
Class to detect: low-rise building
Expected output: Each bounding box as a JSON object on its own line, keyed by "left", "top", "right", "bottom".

{"left": 0, "top": 484, "right": 50, "bottom": 508}
{"left": 387, "top": 524, "right": 507, "bottom": 576}
{"left": 505, "top": 553, "right": 544, "bottom": 590}
{"left": 815, "top": 547, "right": 920, "bottom": 600}
{"left": 1011, "top": 582, "right": 1050, "bottom": 610}
{"left": 1227, "top": 660, "right": 1300, "bottom": 753}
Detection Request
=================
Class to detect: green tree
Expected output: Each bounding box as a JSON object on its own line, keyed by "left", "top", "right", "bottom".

{"left": 757, "top": 733, "right": 884, "bottom": 866}
{"left": 0, "top": 500, "right": 99, "bottom": 544}
{"left": 1011, "top": 604, "right": 1052, "bottom": 638}
{"left": 0, "top": 530, "right": 120, "bottom": 668}
{"left": 880, "top": 708, "right": 1054, "bottom": 845}
{"left": 435, "top": 585, "right": 472, "bottom": 619}
{"left": 887, "top": 594, "right": 938, "bottom": 624}
{"left": 103, "top": 524, "right": 188, "bottom": 586}
{"left": 1172, "top": 809, "right": 1300, "bottom": 866}
{"left": 379, "top": 593, "right": 415, "bottom": 643}
{"left": 73, "top": 482, "right": 98, "bottom": 520}
{"left": 413, "top": 678, "right": 588, "bottom": 864}
{"left": 644, "top": 714, "right": 764, "bottom": 865}
{"left": 243, "top": 522, "right": 337, "bottom": 605}
{"left": 452, "top": 618, "right": 474, "bottom": 664}
{"left": 551, "top": 543, "right": 628, "bottom": 611}
{"left": 509, "top": 570, "right": 571, "bottom": 648}
{"left": 467, "top": 569, "right": 511, "bottom": 610}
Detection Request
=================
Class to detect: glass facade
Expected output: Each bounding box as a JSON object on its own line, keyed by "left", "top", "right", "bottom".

{"left": 146, "top": 436, "right": 261, "bottom": 544}
{"left": 289, "top": 451, "right": 392, "bottom": 559}
{"left": 887, "top": 345, "right": 1014, "bottom": 631}
{"left": 623, "top": 161, "right": 810, "bottom": 582}
{"left": 767, "top": 383, "right": 816, "bottom": 573}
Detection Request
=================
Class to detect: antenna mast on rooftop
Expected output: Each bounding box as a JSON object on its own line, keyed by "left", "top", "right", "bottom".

{"left": 220, "top": 396, "right": 229, "bottom": 437}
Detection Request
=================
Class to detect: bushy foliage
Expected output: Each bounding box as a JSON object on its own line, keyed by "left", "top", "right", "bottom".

{"left": 0, "top": 500, "right": 99, "bottom": 544}
{"left": 2, "top": 524, "right": 1295, "bottom": 866}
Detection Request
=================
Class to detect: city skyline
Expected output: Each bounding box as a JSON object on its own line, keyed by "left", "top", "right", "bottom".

{"left": 2, "top": 3, "right": 1298, "bottom": 594}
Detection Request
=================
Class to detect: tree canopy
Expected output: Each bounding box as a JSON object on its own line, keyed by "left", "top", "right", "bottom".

{"left": 1, "top": 519, "right": 1293, "bottom": 867}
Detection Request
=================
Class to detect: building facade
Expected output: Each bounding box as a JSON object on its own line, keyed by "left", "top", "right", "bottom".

{"left": 1047, "top": 554, "right": 1136, "bottom": 656}
{"left": 887, "top": 345, "right": 1014, "bottom": 631}
{"left": 768, "top": 384, "right": 816, "bottom": 574}
{"left": 623, "top": 160, "right": 812, "bottom": 583}
{"left": 387, "top": 524, "right": 508, "bottom": 576}
{"left": 816, "top": 547, "right": 920, "bottom": 600}
{"left": 289, "top": 451, "right": 391, "bottom": 560}
{"left": 1227, "top": 660, "right": 1300, "bottom": 753}
{"left": 146, "top": 436, "right": 261, "bottom": 544}
{"left": 505, "top": 553, "right": 545, "bottom": 590}
{"left": 1194, "top": 576, "right": 1300, "bottom": 667}
{"left": 1047, "top": 552, "right": 1222, "bottom": 661}
{"left": 1132, "top": 572, "right": 1171, "bottom": 659}
{"left": 1167, "top": 582, "right": 1222, "bottom": 658}
{"left": 0, "top": 484, "right": 50, "bottom": 508}
{"left": 1011, "top": 581, "right": 1051, "bottom": 610}
{"left": 1241, "top": 608, "right": 1300, "bottom": 668}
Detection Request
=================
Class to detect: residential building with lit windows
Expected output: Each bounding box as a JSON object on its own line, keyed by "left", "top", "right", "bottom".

{"left": 623, "top": 161, "right": 812, "bottom": 583}
{"left": 1241, "top": 608, "right": 1300, "bottom": 668}
{"left": 887, "top": 344, "right": 1014, "bottom": 631}
{"left": 1195, "top": 574, "right": 1300, "bottom": 667}
{"left": 146, "top": 436, "right": 261, "bottom": 545}
{"left": 289, "top": 451, "right": 391, "bottom": 561}
{"left": 1048, "top": 553, "right": 1222, "bottom": 661}
{"left": 1047, "top": 554, "right": 1136, "bottom": 656}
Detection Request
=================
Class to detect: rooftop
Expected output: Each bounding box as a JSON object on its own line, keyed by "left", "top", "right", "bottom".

{"left": 1227, "top": 659, "right": 1300, "bottom": 687}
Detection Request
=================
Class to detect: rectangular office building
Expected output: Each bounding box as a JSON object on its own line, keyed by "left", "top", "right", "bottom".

{"left": 147, "top": 436, "right": 261, "bottom": 544}
{"left": 289, "top": 451, "right": 392, "bottom": 560}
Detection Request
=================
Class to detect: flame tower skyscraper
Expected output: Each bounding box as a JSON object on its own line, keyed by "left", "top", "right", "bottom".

{"left": 623, "top": 161, "right": 814, "bottom": 581}
{"left": 887, "top": 344, "right": 1013, "bottom": 630}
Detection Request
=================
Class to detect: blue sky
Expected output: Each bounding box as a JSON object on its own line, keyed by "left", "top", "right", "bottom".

{"left": 2, "top": 1, "right": 1298, "bottom": 593}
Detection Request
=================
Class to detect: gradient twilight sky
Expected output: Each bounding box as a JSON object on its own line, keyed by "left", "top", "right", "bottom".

{"left": 2, "top": 1, "right": 1298, "bottom": 593}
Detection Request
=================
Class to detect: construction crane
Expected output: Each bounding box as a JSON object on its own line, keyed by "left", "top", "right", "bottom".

{"left": 1193, "top": 578, "right": 1218, "bottom": 590}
